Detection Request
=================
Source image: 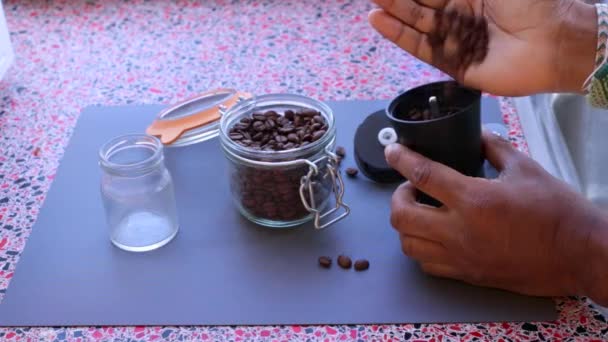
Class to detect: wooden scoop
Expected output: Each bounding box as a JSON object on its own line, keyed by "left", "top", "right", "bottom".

{"left": 146, "top": 88, "right": 251, "bottom": 145}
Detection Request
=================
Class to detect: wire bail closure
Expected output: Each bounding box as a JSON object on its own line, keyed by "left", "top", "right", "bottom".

{"left": 221, "top": 140, "right": 350, "bottom": 229}
{"left": 299, "top": 148, "right": 350, "bottom": 229}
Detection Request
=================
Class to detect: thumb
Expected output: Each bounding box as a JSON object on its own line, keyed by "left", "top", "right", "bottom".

{"left": 482, "top": 130, "right": 523, "bottom": 173}
{"left": 384, "top": 143, "right": 468, "bottom": 206}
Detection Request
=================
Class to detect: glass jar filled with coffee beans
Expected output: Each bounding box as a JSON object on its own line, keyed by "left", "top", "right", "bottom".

{"left": 219, "top": 94, "right": 350, "bottom": 229}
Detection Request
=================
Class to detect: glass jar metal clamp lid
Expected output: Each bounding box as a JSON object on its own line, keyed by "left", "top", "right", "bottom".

{"left": 145, "top": 89, "right": 350, "bottom": 229}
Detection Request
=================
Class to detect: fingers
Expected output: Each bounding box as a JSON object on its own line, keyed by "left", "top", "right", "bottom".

{"left": 385, "top": 143, "right": 468, "bottom": 206}
{"left": 390, "top": 182, "right": 450, "bottom": 241}
{"left": 414, "top": 0, "right": 449, "bottom": 9}
{"left": 419, "top": 262, "right": 464, "bottom": 280}
{"left": 368, "top": 9, "right": 434, "bottom": 65}
{"left": 401, "top": 235, "right": 450, "bottom": 264}
{"left": 372, "top": 0, "right": 436, "bottom": 33}
{"left": 481, "top": 130, "right": 524, "bottom": 173}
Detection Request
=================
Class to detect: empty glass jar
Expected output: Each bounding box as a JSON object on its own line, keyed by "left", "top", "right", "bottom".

{"left": 98, "top": 134, "right": 179, "bottom": 252}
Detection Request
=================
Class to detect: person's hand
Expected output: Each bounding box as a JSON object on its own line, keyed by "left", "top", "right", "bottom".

{"left": 385, "top": 131, "right": 608, "bottom": 304}
{"left": 368, "top": 0, "right": 597, "bottom": 96}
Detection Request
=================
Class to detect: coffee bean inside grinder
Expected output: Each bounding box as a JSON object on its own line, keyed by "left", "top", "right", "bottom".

{"left": 403, "top": 96, "right": 460, "bottom": 121}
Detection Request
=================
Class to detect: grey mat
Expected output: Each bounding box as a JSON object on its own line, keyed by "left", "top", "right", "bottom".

{"left": 0, "top": 99, "right": 557, "bottom": 327}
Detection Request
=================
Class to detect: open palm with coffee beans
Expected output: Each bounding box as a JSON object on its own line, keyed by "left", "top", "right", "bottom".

{"left": 368, "top": 0, "right": 597, "bottom": 97}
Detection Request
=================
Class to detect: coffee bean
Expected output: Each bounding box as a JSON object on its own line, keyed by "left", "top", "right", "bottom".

{"left": 284, "top": 110, "right": 295, "bottom": 120}
{"left": 261, "top": 134, "right": 271, "bottom": 145}
{"left": 276, "top": 135, "right": 288, "bottom": 143}
{"left": 253, "top": 121, "right": 265, "bottom": 132}
{"left": 279, "top": 126, "right": 294, "bottom": 134}
{"left": 345, "top": 167, "right": 358, "bottom": 177}
{"left": 354, "top": 259, "right": 369, "bottom": 271}
{"left": 336, "top": 146, "right": 346, "bottom": 158}
{"left": 300, "top": 109, "right": 318, "bottom": 117}
{"left": 229, "top": 133, "right": 244, "bottom": 140}
{"left": 264, "top": 110, "right": 278, "bottom": 118}
{"left": 287, "top": 133, "right": 299, "bottom": 143}
{"left": 252, "top": 132, "right": 263, "bottom": 141}
{"left": 234, "top": 122, "right": 249, "bottom": 130}
{"left": 252, "top": 113, "right": 266, "bottom": 121}
{"left": 318, "top": 256, "right": 332, "bottom": 268}
{"left": 423, "top": 109, "right": 431, "bottom": 120}
{"left": 337, "top": 255, "right": 352, "bottom": 269}
{"left": 284, "top": 142, "right": 295, "bottom": 150}
{"left": 428, "top": 10, "right": 489, "bottom": 75}
{"left": 312, "top": 130, "right": 325, "bottom": 141}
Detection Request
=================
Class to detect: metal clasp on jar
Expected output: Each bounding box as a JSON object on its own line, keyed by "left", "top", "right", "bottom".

{"left": 299, "top": 147, "right": 350, "bottom": 229}
{"left": 221, "top": 145, "right": 350, "bottom": 229}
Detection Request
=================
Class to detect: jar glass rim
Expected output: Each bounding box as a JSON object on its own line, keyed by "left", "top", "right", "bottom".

{"left": 219, "top": 94, "right": 336, "bottom": 161}
{"left": 99, "top": 134, "right": 163, "bottom": 174}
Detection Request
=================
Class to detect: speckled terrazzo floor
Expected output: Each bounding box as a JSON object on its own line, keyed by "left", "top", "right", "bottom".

{"left": 0, "top": 0, "right": 606, "bottom": 341}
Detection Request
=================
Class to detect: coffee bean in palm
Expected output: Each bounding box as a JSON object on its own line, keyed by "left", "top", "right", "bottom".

{"left": 337, "top": 255, "right": 352, "bottom": 269}
{"left": 354, "top": 259, "right": 369, "bottom": 271}
{"left": 318, "top": 256, "right": 332, "bottom": 268}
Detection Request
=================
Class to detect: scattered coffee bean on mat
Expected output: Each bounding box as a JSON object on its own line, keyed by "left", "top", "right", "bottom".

{"left": 337, "top": 255, "right": 352, "bottom": 269}
{"left": 345, "top": 167, "right": 358, "bottom": 177}
{"left": 336, "top": 146, "right": 346, "bottom": 158}
{"left": 318, "top": 256, "right": 332, "bottom": 268}
{"left": 354, "top": 259, "right": 370, "bottom": 271}
{"left": 228, "top": 108, "right": 329, "bottom": 152}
